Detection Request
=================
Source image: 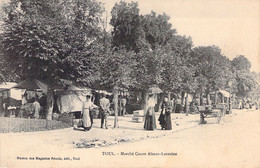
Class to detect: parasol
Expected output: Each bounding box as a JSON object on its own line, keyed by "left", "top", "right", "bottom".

{"left": 147, "top": 86, "right": 163, "bottom": 94}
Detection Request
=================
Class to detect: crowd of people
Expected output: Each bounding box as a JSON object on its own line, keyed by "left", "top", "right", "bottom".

{"left": 20, "top": 92, "right": 47, "bottom": 119}
{"left": 2, "top": 89, "right": 259, "bottom": 132}
{"left": 78, "top": 93, "right": 174, "bottom": 132}
{"left": 2, "top": 92, "right": 47, "bottom": 119}
{"left": 237, "top": 98, "right": 258, "bottom": 110}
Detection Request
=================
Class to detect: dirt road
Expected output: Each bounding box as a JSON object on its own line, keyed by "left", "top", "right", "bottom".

{"left": 1, "top": 109, "right": 260, "bottom": 168}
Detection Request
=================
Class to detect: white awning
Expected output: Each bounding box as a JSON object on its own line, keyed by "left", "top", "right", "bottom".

{"left": 219, "top": 90, "right": 230, "bottom": 97}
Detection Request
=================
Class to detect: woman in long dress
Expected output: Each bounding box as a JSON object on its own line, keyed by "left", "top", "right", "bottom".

{"left": 81, "top": 95, "right": 97, "bottom": 131}
{"left": 158, "top": 97, "right": 172, "bottom": 130}
{"left": 144, "top": 94, "right": 156, "bottom": 130}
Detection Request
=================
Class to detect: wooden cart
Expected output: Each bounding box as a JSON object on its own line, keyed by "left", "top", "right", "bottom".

{"left": 198, "top": 106, "right": 222, "bottom": 124}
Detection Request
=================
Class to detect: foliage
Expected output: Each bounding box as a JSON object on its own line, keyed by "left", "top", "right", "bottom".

{"left": 0, "top": 0, "right": 104, "bottom": 86}
{"left": 161, "top": 35, "right": 194, "bottom": 93}
{"left": 231, "top": 56, "right": 257, "bottom": 97}
{"left": 110, "top": 1, "right": 147, "bottom": 53}
{"left": 235, "top": 71, "right": 257, "bottom": 97}
{"left": 0, "top": 0, "right": 257, "bottom": 102}
{"left": 141, "top": 11, "right": 176, "bottom": 50}
{"left": 0, "top": 42, "right": 19, "bottom": 82}
{"left": 97, "top": 48, "right": 137, "bottom": 90}
{"left": 132, "top": 48, "right": 165, "bottom": 91}
{"left": 190, "top": 46, "right": 233, "bottom": 94}
{"left": 232, "top": 55, "right": 251, "bottom": 72}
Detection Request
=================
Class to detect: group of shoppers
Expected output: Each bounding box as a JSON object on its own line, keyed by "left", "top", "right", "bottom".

{"left": 20, "top": 92, "right": 46, "bottom": 119}
{"left": 238, "top": 99, "right": 259, "bottom": 110}
{"left": 80, "top": 93, "right": 173, "bottom": 132}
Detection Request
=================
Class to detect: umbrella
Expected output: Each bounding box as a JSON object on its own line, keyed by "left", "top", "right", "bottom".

{"left": 148, "top": 86, "right": 163, "bottom": 94}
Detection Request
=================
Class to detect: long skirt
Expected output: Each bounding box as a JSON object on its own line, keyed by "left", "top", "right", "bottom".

{"left": 144, "top": 108, "right": 156, "bottom": 130}
{"left": 82, "top": 109, "right": 91, "bottom": 130}
{"left": 158, "top": 112, "right": 172, "bottom": 130}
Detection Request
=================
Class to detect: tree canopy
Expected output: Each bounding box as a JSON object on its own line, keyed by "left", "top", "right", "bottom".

{"left": 1, "top": 0, "right": 104, "bottom": 86}
{"left": 0, "top": 0, "right": 257, "bottom": 101}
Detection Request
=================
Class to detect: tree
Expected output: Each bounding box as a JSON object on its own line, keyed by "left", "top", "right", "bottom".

{"left": 141, "top": 11, "right": 176, "bottom": 50}
{"left": 161, "top": 35, "right": 194, "bottom": 92}
{"left": 131, "top": 48, "right": 165, "bottom": 112}
{"left": 232, "top": 55, "right": 251, "bottom": 72}
{"left": 232, "top": 56, "right": 257, "bottom": 97}
{"left": 235, "top": 71, "right": 257, "bottom": 97}
{"left": 190, "top": 46, "right": 233, "bottom": 104}
{"left": 110, "top": 1, "right": 148, "bottom": 53}
{"left": 0, "top": 0, "right": 104, "bottom": 124}
{"left": 0, "top": 38, "right": 19, "bottom": 83}
{"left": 97, "top": 47, "right": 136, "bottom": 127}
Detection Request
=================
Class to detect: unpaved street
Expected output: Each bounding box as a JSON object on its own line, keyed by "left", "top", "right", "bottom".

{"left": 1, "top": 109, "right": 260, "bottom": 168}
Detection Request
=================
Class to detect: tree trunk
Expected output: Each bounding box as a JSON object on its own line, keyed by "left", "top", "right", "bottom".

{"left": 167, "top": 92, "right": 171, "bottom": 100}
{"left": 200, "top": 93, "right": 203, "bottom": 105}
{"left": 157, "top": 93, "right": 165, "bottom": 112}
{"left": 207, "top": 94, "right": 211, "bottom": 105}
{"left": 113, "top": 87, "right": 119, "bottom": 128}
{"left": 181, "top": 91, "right": 185, "bottom": 107}
{"left": 197, "top": 94, "right": 201, "bottom": 106}
{"left": 119, "top": 94, "right": 121, "bottom": 116}
{"left": 142, "top": 91, "right": 149, "bottom": 113}
{"left": 46, "top": 87, "right": 54, "bottom": 129}
{"left": 185, "top": 93, "right": 189, "bottom": 116}
{"left": 215, "top": 91, "right": 218, "bottom": 105}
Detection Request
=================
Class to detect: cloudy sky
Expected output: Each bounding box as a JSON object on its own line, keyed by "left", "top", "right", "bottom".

{"left": 0, "top": 0, "right": 259, "bottom": 72}
{"left": 101, "top": 0, "right": 259, "bottom": 72}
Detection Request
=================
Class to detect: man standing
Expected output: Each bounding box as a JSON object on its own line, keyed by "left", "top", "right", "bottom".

{"left": 120, "top": 97, "right": 127, "bottom": 116}
{"left": 238, "top": 99, "right": 242, "bottom": 109}
{"left": 99, "top": 94, "right": 110, "bottom": 129}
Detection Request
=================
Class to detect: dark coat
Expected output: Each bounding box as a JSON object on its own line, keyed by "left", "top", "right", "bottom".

{"left": 158, "top": 101, "right": 172, "bottom": 130}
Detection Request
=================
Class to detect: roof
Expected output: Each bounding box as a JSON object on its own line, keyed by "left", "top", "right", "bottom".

{"left": 95, "top": 90, "right": 112, "bottom": 95}
{"left": 0, "top": 82, "right": 17, "bottom": 92}
{"left": 219, "top": 90, "right": 230, "bottom": 97}
{"left": 66, "top": 85, "right": 92, "bottom": 96}
{"left": 67, "top": 85, "right": 92, "bottom": 91}
{"left": 210, "top": 90, "right": 230, "bottom": 97}
{"left": 12, "top": 78, "right": 48, "bottom": 94}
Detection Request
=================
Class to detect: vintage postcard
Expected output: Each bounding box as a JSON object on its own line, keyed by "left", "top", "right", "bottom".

{"left": 0, "top": 0, "right": 259, "bottom": 167}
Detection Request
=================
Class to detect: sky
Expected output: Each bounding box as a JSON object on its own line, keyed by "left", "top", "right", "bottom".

{"left": 0, "top": 0, "right": 259, "bottom": 72}
{"left": 100, "top": 0, "right": 260, "bottom": 72}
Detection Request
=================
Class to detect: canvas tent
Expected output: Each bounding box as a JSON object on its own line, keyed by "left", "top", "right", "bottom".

{"left": 0, "top": 82, "right": 17, "bottom": 92}
{"left": 219, "top": 90, "right": 230, "bottom": 98}
{"left": 58, "top": 86, "right": 93, "bottom": 113}
{"left": 0, "top": 82, "right": 22, "bottom": 113}
{"left": 12, "top": 78, "right": 48, "bottom": 94}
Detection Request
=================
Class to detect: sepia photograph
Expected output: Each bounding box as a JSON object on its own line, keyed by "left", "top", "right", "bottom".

{"left": 0, "top": 0, "right": 259, "bottom": 167}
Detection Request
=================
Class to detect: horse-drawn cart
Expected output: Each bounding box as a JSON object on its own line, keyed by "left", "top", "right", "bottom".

{"left": 198, "top": 106, "right": 222, "bottom": 124}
